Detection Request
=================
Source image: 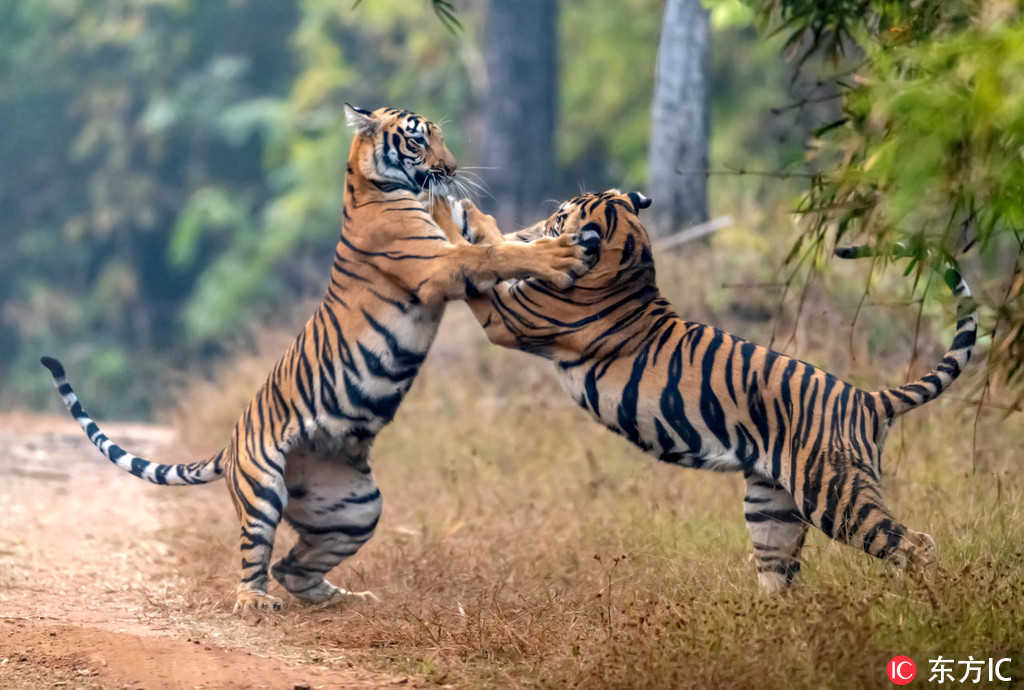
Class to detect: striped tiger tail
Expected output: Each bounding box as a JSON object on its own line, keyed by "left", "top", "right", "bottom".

{"left": 40, "top": 356, "right": 224, "bottom": 485}
{"left": 835, "top": 244, "right": 978, "bottom": 418}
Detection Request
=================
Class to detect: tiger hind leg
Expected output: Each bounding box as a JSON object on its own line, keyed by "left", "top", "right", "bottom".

{"left": 271, "top": 534, "right": 380, "bottom": 605}
{"left": 272, "top": 452, "right": 383, "bottom": 605}
{"left": 226, "top": 447, "right": 288, "bottom": 613}
{"left": 743, "top": 472, "right": 809, "bottom": 593}
{"left": 807, "top": 451, "right": 936, "bottom": 571}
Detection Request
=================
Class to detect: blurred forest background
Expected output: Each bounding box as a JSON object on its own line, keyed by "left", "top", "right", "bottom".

{"left": 2, "top": 0, "right": 1022, "bottom": 419}
{"left": 4, "top": 4, "right": 1024, "bottom": 685}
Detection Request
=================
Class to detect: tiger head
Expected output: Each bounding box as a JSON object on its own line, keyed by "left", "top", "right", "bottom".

{"left": 524, "top": 190, "right": 655, "bottom": 290}
{"left": 344, "top": 104, "right": 456, "bottom": 197}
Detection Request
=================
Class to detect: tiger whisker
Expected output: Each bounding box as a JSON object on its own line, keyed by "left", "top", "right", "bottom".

{"left": 454, "top": 176, "right": 493, "bottom": 201}
{"left": 449, "top": 178, "right": 471, "bottom": 204}
{"left": 453, "top": 178, "right": 485, "bottom": 205}
{"left": 454, "top": 169, "right": 490, "bottom": 188}
{"left": 453, "top": 176, "right": 493, "bottom": 202}
{"left": 427, "top": 178, "right": 437, "bottom": 213}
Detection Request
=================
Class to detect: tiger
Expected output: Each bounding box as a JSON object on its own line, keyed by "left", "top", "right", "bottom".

{"left": 430, "top": 190, "right": 977, "bottom": 592}
{"left": 40, "top": 105, "right": 595, "bottom": 614}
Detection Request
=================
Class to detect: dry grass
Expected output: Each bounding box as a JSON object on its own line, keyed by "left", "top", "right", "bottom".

{"left": 159, "top": 242, "right": 1024, "bottom": 689}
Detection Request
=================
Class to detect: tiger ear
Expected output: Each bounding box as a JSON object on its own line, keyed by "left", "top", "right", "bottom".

{"left": 626, "top": 192, "right": 652, "bottom": 213}
{"left": 344, "top": 103, "right": 377, "bottom": 136}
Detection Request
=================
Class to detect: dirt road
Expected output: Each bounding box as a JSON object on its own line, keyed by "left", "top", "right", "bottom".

{"left": 0, "top": 414, "right": 408, "bottom": 689}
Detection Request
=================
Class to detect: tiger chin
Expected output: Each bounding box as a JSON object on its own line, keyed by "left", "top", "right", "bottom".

{"left": 40, "top": 106, "right": 596, "bottom": 615}
{"left": 435, "top": 191, "right": 975, "bottom": 593}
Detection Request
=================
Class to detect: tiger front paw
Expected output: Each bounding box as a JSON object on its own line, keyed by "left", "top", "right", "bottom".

{"left": 530, "top": 234, "right": 593, "bottom": 288}
{"left": 449, "top": 198, "right": 504, "bottom": 245}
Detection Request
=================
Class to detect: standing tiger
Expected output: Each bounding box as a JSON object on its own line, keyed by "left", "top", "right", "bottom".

{"left": 433, "top": 191, "right": 976, "bottom": 592}
{"left": 40, "top": 105, "right": 594, "bottom": 613}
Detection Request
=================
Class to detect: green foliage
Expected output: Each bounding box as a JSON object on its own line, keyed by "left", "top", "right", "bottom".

{"left": 354, "top": 0, "right": 462, "bottom": 33}
{"left": 751, "top": 0, "right": 975, "bottom": 64}
{"left": 558, "top": 0, "right": 662, "bottom": 188}
{"left": 559, "top": 0, "right": 807, "bottom": 203}
{"left": 747, "top": 0, "right": 1024, "bottom": 402}
{"left": 1, "top": 0, "right": 809, "bottom": 418}
{"left": 813, "top": 18, "right": 1024, "bottom": 249}
{"left": 0, "top": 0, "right": 470, "bottom": 417}
{"left": 0, "top": 0, "right": 298, "bottom": 417}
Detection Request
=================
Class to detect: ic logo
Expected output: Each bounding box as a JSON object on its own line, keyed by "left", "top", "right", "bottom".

{"left": 888, "top": 656, "right": 916, "bottom": 685}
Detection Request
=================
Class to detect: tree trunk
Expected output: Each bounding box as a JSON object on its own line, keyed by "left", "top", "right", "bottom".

{"left": 478, "top": 0, "right": 557, "bottom": 228}
{"left": 647, "top": 0, "right": 710, "bottom": 236}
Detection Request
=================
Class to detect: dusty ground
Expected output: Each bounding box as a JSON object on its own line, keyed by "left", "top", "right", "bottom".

{"left": 0, "top": 413, "right": 410, "bottom": 690}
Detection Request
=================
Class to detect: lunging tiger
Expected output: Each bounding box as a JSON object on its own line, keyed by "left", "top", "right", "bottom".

{"left": 41, "top": 105, "right": 594, "bottom": 613}
{"left": 432, "top": 191, "right": 976, "bottom": 591}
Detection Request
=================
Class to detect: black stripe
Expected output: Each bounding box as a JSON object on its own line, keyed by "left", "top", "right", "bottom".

{"left": 361, "top": 310, "right": 426, "bottom": 368}
{"left": 699, "top": 332, "right": 730, "bottom": 449}
{"left": 659, "top": 346, "right": 703, "bottom": 455}
{"left": 951, "top": 329, "right": 976, "bottom": 351}
{"left": 616, "top": 345, "right": 650, "bottom": 449}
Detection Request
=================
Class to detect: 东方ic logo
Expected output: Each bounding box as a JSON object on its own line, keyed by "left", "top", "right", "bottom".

{"left": 888, "top": 656, "right": 917, "bottom": 685}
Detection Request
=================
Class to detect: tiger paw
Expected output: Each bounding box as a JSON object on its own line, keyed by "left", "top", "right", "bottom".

{"left": 304, "top": 581, "right": 380, "bottom": 608}
{"left": 460, "top": 200, "right": 504, "bottom": 245}
{"left": 233, "top": 589, "right": 285, "bottom": 614}
{"left": 890, "top": 530, "right": 937, "bottom": 570}
{"left": 530, "top": 234, "right": 592, "bottom": 288}
{"left": 446, "top": 196, "right": 474, "bottom": 243}
{"left": 330, "top": 588, "right": 381, "bottom": 605}
{"left": 756, "top": 568, "right": 803, "bottom": 594}
{"left": 444, "top": 197, "right": 504, "bottom": 245}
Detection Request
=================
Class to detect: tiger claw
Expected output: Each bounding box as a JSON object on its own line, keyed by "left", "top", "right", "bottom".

{"left": 447, "top": 196, "right": 475, "bottom": 242}
{"left": 309, "top": 586, "right": 381, "bottom": 609}
{"left": 233, "top": 590, "right": 285, "bottom": 614}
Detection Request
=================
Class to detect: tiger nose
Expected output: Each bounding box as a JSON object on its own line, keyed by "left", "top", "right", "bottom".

{"left": 444, "top": 162, "right": 457, "bottom": 176}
